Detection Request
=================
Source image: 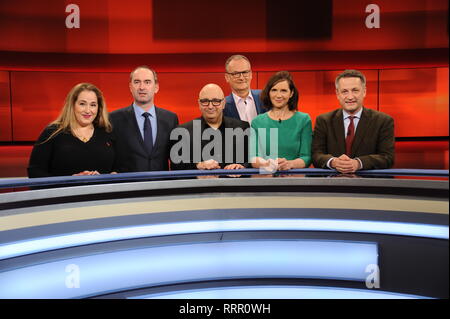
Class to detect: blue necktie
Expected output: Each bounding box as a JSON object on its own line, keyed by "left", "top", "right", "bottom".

{"left": 142, "top": 112, "right": 153, "bottom": 155}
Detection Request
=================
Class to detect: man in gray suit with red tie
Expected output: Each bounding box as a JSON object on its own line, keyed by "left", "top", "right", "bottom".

{"left": 223, "top": 55, "right": 265, "bottom": 123}
{"left": 312, "top": 69, "right": 395, "bottom": 173}
{"left": 110, "top": 66, "right": 179, "bottom": 172}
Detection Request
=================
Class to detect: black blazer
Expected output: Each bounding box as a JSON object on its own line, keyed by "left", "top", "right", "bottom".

{"left": 171, "top": 116, "right": 250, "bottom": 170}
{"left": 110, "top": 105, "right": 179, "bottom": 172}
{"left": 223, "top": 89, "right": 265, "bottom": 121}
{"left": 312, "top": 107, "right": 395, "bottom": 170}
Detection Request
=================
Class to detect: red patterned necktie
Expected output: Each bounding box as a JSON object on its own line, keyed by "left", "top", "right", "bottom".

{"left": 345, "top": 116, "right": 355, "bottom": 156}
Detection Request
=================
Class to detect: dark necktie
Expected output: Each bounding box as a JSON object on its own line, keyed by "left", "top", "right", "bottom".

{"left": 142, "top": 112, "right": 153, "bottom": 154}
{"left": 345, "top": 116, "right": 355, "bottom": 156}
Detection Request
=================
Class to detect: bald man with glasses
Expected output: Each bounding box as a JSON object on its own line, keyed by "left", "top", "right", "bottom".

{"left": 170, "top": 83, "right": 250, "bottom": 170}
{"left": 224, "top": 55, "right": 265, "bottom": 123}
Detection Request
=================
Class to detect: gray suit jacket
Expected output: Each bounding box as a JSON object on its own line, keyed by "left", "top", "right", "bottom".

{"left": 110, "top": 105, "right": 179, "bottom": 172}
{"left": 312, "top": 107, "right": 395, "bottom": 169}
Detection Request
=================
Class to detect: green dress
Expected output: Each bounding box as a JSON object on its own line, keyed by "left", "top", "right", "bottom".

{"left": 250, "top": 111, "right": 312, "bottom": 167}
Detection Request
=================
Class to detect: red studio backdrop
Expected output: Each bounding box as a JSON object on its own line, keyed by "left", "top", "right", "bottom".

{"left": 0, "top": 0, "right": 448, "bottom": 176}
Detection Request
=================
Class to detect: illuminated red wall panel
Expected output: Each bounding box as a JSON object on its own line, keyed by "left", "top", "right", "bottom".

{"left": 0, "top": 71, "right": 11, "bottom": 141}
{"left": 10, "top": 71, "right": 131, "bottom": 141}
{"left": 332, "top": 0, "right": 448, "bottom": 51}
{"left": 151, "top": 73, "right": 229, "bottom": 125}
{"left": 379, "top": 68, "right": 449, "bottom": 137}
{"left": 394, "top": 141, "right": 449, "bottom": 169}
{"left": 0, "top": 1, "right": 448, "bottom": 177}
{"left": 257, "top": 70, "right": 379, "bottom": 127}
{"left": 0, "top": 146, "right": 31, "bottom": 178}
{"left": 9, "top": 71, "right": 229, "bottom": 141}
{"left": 8, "top": 68, "right": 449, "bottom": 141}
{"left": 0, "top": 0, "right": 447, "bottom": 54}
{"left": 0, "top": 0, "right": 67, "bottom": 53}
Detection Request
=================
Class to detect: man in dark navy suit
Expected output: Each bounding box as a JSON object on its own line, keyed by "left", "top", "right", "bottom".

{"left": 223, "top": 55, "right": 265, "bottom": 123}
{"left": 110, "top": 66, "right": 179, "bottom": 172}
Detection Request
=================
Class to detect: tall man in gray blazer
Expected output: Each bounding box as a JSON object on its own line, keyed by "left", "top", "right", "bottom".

{"left": 312, "top": 69, "right": 395, "bottom": 173}
{"left": 110, "top": 66, "right": 179, "bottom": 172}
{"left": 223, "top": 55, "right": 265, "bottom": 123}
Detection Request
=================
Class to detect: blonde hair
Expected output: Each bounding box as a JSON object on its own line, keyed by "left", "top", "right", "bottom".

{"left": 44, "top": 83, "right": 111, "bottom": 143}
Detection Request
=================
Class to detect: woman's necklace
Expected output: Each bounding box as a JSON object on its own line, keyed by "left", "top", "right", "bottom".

{"left": 73, "top": 126, "right": 94, "bottom": 143}
{"left": 271, "top": 108, "right": 290, "bottom": 123}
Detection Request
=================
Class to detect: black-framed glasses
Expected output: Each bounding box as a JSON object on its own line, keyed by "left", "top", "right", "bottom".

{"left": 226, "top": 70, "right": 251, "bottom": 78}
{"left": 199, "top": 98, "right": 224, "bottom": 107}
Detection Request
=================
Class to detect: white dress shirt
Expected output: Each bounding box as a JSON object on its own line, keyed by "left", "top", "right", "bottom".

{"left": 343, "top": 108, "right": 362, "bottom": 137}
{"left": 327, "top": 107, "right": 364, "bottom": 169}
{"left": 232, "top": 91, "right": 258, "bottom": 123}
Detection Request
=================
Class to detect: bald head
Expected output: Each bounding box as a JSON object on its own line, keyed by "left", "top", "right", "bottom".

{"left": 198, "top": 83, "right": 225, "bottom": 125}
{"left": 199, "top": 83, "right": 224, "bottom": 100}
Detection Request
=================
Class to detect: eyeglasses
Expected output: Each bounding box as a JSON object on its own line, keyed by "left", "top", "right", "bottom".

{"left": 226, "top": 70, "right": 251, "bottom": 78}
{"left": 199, "top": 98, "right": 224, "bottom": 107}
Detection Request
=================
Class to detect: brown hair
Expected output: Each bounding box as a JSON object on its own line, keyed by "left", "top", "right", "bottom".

{"left": 129, "top": 65, "right": 159, "bottom": 84}
{"left": 335, "top": 69, "right": 366, "bottom": 89}
{"left": 260, "top": 71, "right": 299, "bottom": 111}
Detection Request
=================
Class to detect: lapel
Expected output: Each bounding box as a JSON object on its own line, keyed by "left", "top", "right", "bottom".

{"left": 152, "top": 106, "right": 164, "bottom": 154}
{"left": 332, "top": 110, "right": 346, "bottom": 155}
{"left": 226, "top": 95, "right": 240, "bottom": 119}
{"left": 127, "top": 104, "right": 150, "bottom": 156}
{"left": 351, "top": 107, "right": 371, "bottom": 154}
{"left": 252, "top": 90, "right": 264, "bottom": 114}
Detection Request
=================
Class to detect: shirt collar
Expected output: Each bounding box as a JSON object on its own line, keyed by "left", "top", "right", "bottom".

{"left": 232, "top": 91, "right": 254, "bottom": 104}
{"left": 342, "top": 107, "right": 363, "bottom": 120}
{"left": 133, "top": 103, "right": 156, "bottom": 117}
{"left": 201, "top": 115, "right": 225, "bottom": 131}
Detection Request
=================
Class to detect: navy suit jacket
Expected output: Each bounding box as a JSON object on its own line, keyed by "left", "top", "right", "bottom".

{"left": 223, "top": 89, "right": 265, "bottom": 121}
{"left": 110, "top": 104, "right": 179, "bottom": 172}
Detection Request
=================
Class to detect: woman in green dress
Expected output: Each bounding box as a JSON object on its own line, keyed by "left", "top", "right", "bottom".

{"left": 250, "top": 71, "right": 312, "bottom": 171}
